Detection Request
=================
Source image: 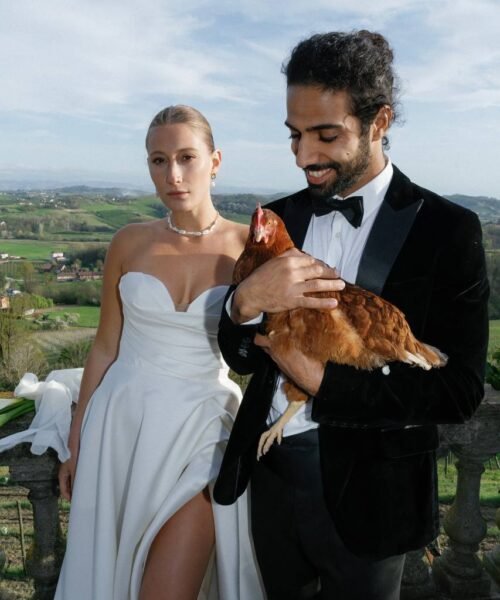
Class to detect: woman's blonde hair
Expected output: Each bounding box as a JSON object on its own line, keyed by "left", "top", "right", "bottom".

{"left": 146, "top": 105, "right": 215, "bottom": 152}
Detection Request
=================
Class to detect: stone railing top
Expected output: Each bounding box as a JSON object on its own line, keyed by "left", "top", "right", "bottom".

{"left": 439, "top": 384, "right": 500, "bottom": 455}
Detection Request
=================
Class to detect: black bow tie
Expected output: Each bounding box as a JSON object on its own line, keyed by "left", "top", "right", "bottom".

{"left": 312, "top": 195, "right": 364, "bottom": 228}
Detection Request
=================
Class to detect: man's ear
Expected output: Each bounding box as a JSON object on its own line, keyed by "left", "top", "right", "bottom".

{"left": 371, "top": 105, "right": 393, "bottom": 142}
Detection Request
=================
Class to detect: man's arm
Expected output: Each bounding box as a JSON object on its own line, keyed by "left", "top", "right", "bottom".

{"left": 218, "top": 286, "right": 267, "bottom": 375}
{"left": 230, "top": 249, "right": 344, "bottom": 323}
{"left": 219, "top": 251, "right": 345, "bottom": 374}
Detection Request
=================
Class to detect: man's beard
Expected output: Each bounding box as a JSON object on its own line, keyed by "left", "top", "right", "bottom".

{"left": 307, "top": 133, "right": 371, "bottom": 199}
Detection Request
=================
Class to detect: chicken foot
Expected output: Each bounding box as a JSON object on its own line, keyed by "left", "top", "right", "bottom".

{"left": 257, "top": 399, "right": 304, "bottom": 459}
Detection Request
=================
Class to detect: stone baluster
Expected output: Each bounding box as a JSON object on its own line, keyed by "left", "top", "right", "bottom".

{"left": 484, "top": 508, "right": 500, "bottom": 587}
{"left": 1, "top": 411, "right": 63, "bottom": 600}
{"left": 400, "top": 548, "right": 437, "bottom": 599}
{"left": 432, "top": 447, "right": 492, "bottom": 598}
{"left": 430, "top": 385, "right": 500, "bottom": 599}
{"left": 8, "top": 450, "right": 63, "bottom": 600}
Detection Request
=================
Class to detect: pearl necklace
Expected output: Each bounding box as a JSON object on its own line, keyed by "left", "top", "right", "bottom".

{"left": 166, "top": 212, "right": 219, "bottom": 237}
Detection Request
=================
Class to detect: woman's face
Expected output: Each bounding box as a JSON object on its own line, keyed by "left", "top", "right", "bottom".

{"left": 147, "top": 123, "right": 220, "bottom": 212}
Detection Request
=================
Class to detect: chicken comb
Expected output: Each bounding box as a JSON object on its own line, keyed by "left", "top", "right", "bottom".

{"left": 256, "top": 202, "right": 264, "bottom": 225}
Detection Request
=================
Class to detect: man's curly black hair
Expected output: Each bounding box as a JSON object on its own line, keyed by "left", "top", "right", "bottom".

{"left": 282, "top": 30, "right": 401, "bottom": 146}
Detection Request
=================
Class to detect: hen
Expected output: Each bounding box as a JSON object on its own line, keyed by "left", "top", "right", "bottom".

{"left": 234, "top": 205, "right": 447, "bottom": 458}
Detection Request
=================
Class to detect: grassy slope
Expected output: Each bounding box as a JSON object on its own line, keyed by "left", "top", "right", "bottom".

{"left": 43, "top": 305, "right": 100, "bottom": 328}
{"left": 488, "top": 319, "right": 500, "bottom": 355}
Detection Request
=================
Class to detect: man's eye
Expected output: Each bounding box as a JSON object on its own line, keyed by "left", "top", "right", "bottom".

{"left": 319, "top": 135, "right": 337, "bottom": 143}
{"left": 288, "top": 133, "right": 299, "bottom": 140}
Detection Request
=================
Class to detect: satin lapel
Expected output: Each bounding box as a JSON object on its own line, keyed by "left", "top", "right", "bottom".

{"left": 282, "top": 189, "right": 313, "bottom": 249}
{"left": 356, "top": 167, "right": 423, "bottom": 295}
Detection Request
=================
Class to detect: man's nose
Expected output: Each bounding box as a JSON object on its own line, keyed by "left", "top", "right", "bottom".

{"left": 294, "top": 139, "right": 317, "bottom": 169}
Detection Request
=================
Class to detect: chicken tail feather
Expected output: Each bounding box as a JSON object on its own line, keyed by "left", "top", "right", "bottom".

{"left": 404, "top": 342, "right": 448, "bottom": 370}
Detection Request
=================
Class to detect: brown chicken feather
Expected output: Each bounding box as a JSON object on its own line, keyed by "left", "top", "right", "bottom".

{"left": 236, "top": 205, "right": 447, "bottom": 457}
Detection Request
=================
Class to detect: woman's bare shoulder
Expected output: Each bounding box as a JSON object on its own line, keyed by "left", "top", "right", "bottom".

{"left": 113, "top": 220, "right": 164, "bottom": 244}
{"left": 220, "top": 218, "right": 249, "bottom": 243}
{"left": 109, "top": 221, "right": 164, "bottom": 261}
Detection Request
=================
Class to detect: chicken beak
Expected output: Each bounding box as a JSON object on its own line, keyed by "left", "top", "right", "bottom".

{"left": 253, "top": 226, "right": 266, "bottom": 243}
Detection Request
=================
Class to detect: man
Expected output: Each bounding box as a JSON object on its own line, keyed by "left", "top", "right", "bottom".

{"left": 214, "top": 30, "right": 489, "bottom": 600}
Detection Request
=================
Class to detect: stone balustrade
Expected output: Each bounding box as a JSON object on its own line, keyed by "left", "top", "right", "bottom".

{"left": 1, "top": 389, "right": 500, "bottom": 600}
{"left": 0, "top": 413, "right": 63, "bottom": 600}
{"left": 402, "top": 384, "right": 500, "bottom": 600}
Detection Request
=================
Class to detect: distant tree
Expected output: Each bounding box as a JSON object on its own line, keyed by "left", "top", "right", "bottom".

{"left": 21, "top": 261, "right": 36, "bottom": 293}
{"left": 67, "top": 245, "right": 108, "bottom": 269}
{"left": 0, "top": 302, "right": 46, "bottom": 389}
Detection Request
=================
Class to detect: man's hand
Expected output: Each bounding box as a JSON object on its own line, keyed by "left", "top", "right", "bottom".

{"left": 254, "top": 333, "right": 324, "bottom": 397}
{"left": 231, "top": 248, "right": 345, "bottom": 323}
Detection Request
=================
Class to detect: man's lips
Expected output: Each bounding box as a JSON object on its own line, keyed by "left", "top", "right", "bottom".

{"left": 304, "top": 168, "right": 334, "bottom": 185}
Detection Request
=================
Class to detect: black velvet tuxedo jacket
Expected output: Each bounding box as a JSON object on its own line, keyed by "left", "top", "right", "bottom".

{"left": 213, "top": 165, "right": 489, "bottom": 560}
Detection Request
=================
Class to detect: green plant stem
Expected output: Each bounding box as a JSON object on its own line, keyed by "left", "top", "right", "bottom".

{"left": 0, "top": 400, "right": 35, "bottom": 427}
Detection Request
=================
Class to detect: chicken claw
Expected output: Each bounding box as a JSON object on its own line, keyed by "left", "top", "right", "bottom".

{"left": 257, "top": 425, "right": 284, "bottom": 460}
{"left": 256, "top": 399, "right": 304, "bottom": 460}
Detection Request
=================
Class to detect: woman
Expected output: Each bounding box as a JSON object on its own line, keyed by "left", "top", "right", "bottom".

{"left": 55, "top": 106, "right": 263, "bottom": 600}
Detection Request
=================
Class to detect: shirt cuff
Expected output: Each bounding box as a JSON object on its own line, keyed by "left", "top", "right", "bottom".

{"left": 225, "top": 291, "right": 264, "bottom": 325}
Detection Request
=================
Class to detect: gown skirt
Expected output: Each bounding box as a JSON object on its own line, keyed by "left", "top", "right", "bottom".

{"left": 54, "top": 272, "right": 264, "bottom": 600}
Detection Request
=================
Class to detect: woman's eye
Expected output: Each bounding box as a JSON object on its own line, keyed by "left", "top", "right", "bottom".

{"left": 151, "top": 157, "right": 164, "bottom": 165}
{"left": 182, "top": 155, "right": 195, "bottom": 161}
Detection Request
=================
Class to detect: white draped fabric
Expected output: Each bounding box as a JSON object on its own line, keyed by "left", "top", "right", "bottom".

{"left": 0, "top": 368, "right": 83, "bottom": 461}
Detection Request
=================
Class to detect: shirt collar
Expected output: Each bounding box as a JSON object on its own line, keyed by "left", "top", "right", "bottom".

{"left": 343, "top": 158, "right": 393, "bottom": 221}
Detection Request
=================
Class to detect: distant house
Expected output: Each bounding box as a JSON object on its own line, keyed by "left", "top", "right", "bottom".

{"left": 56, "top": 273, "right": 76, "bottom": 282}
{"left": 76, "top": 271, "right": 102, "bottom": 281}
{"left": 0, "top": 253, "right": 8, "bottom": 260}
{"left": 0, "top": 296, "right": 9, "bottom": 310}
{"left": 51, "top": 252, "right": 68, "bottom": 263}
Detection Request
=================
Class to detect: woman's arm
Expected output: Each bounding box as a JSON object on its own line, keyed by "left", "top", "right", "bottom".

{"left": 59, "top": 228, "right": 130, "bottom": 500}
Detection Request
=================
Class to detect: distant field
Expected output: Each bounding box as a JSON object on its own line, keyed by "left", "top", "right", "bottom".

{"left": 222, "top": 212, "right": 250, "bottom": 225}
{"left": 92, "top": 208, "right": 155, "bottom": 229}
{"left": 0, "top": 240, "right": 67, "bottom": 260}
{"left": 45, "top": 305, "right": 101, "bottom": 328}
{"left": 0, "top": 240, "right": 108, "bottom": 260}
{"left": 50, "top": 231, "right": 113, "bottom": 242}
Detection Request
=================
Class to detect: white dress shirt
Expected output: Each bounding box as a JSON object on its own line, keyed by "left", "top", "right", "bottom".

{"left": 230, "top": 160, "right": 394, "bottom": 437}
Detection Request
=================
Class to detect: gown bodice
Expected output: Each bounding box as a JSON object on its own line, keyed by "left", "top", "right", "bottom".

{"left": 118, "top": 271, "right": 230, "bottom": 379}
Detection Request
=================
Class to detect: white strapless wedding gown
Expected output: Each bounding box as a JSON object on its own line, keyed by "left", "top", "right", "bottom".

{"left": 55, "top": 272, "right": 264, "bottom": 600}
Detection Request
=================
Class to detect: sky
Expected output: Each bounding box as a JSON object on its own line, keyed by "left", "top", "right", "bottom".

{"left": 0, "top": 0, "right": 499, "bottom": 197}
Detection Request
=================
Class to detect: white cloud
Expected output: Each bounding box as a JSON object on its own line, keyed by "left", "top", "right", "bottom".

{"left": 0, "top": 0, "right": 246, "bottom": 122}
{"left": 400, "top": 0, "right": 500, "bottom": 108}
